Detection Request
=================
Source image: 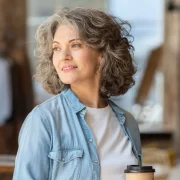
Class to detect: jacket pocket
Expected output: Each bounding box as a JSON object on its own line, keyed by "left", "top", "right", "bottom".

{"left": 48, "top": 149, "right": 83, "bottom": 180}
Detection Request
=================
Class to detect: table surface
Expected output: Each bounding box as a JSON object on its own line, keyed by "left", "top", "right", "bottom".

{"left": 0, "top": 155, "right": 15, "bottom": 173}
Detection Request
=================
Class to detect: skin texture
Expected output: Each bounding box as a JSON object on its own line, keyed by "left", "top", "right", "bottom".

{"left": 52, "top": 25, "right": 106, "bottom": 108}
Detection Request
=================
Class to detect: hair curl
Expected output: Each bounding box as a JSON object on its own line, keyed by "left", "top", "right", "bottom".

{"left": 34, "top": 7, "right": 137, "bottom": 99}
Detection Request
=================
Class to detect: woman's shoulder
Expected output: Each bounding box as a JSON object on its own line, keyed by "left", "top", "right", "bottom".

{"left": 23, "top": 93, "right": 65, "bottom": 125}
{"left": 32, "top": 91, "right": 69, "bottom": 114}
{"left": 108, "top": 100, "right": 135, "bottom": 119}
{"left": 37, "top": 93, "right": 63, "bottom": 109}
{"left": 108, "top": 99, "right": 138, "bottom": 128}
{"left": 120, "top": 108, "right": 136, "bottom": 122}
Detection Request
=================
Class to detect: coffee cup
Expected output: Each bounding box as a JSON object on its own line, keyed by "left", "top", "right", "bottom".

{"left": 124, "top": 165, "right": 155, "bottom": 180}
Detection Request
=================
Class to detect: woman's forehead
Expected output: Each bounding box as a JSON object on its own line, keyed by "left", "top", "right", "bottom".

{"left": 54, "top": 24, "right": 80, "bottom": 41}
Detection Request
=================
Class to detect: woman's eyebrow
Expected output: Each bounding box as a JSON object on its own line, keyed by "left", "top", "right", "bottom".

{"left": 52, "top": 38, "right": 81, "bottom": 45}
{"left": 52, "top": 41, "right": 60, "bottom": 45}
{"left": 68, "top": 38, "right": 81, "bottom": 43}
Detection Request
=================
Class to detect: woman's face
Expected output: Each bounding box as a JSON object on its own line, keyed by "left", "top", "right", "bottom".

{"left": 52, "top": 25, "right": 102, "bottom": 86}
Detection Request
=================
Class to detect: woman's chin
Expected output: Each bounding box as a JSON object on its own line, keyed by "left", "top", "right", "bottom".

{"left": 61, "top": 80, "right": 76, "bottom": 85}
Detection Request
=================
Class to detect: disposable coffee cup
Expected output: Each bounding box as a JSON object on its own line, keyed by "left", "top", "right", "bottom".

{"left": 124, "top": 165, "right": 155, "bottom": 180}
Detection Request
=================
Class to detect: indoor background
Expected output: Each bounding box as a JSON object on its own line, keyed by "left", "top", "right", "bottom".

{"left": 0, "top": 0, "right": 180, "bottom": 179}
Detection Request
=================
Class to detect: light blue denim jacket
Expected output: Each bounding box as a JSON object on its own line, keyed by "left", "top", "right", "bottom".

{"left": 13, "top": 88, "right": 142, "bottom": 180}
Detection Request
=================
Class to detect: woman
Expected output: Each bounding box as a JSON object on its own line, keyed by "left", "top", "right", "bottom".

{"left": 13, "top": 7, "right": 142, "bottom": 180}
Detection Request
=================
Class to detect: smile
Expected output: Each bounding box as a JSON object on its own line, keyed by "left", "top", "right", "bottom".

{"left": 62, "top": 65, "right": 78, "bottom": 72}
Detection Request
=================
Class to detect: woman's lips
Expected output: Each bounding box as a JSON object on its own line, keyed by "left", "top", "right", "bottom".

{"left": 61, "top": 65, "right": 77, "bottom": 72}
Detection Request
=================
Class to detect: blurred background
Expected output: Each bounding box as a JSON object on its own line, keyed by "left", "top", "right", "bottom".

{"left": 0, "top": 0, "right": 180, "bottom": 179}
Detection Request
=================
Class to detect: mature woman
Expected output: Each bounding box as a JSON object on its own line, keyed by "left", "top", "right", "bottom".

{"left": 13, "top": 7, "right": 141, "bottom": 180}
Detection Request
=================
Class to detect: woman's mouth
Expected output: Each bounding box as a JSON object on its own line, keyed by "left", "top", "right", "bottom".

{"left": 61, "top": 65, "right": 78, "bottom": 72}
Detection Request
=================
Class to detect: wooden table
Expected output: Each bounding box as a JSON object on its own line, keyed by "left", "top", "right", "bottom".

{"left": 0, "top": 155, "right": 15, "bottom": 173}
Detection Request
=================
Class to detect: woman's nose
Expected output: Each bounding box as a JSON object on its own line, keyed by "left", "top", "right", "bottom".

{"left": 60, "top": 48, "right": 72, "bottom": 61}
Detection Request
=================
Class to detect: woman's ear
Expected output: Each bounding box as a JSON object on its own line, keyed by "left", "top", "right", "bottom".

{"left": 98, "top": 52, "right": 104, "bottom": 64}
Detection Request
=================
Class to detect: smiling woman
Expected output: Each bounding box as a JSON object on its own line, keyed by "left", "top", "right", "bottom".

{"left": 34, "top": 7, "right": 136, "bottom": 99}
{"left": 13, "top": 7, "right": 142, "bottom": 180}
{"left": 52, "top": 25, "right": 102, "bottom": 88}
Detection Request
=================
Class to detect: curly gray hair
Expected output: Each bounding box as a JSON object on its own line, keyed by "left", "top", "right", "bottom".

{"left": 34, "top": 7, "right": 136, "bottom": 99}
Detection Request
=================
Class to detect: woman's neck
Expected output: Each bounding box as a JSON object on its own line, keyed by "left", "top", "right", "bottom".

{"left": 70, "top": 83, "right": 107, "bottom": 108}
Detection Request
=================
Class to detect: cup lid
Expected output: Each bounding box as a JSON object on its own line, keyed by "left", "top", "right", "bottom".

{"left": 124, "top": 165, "right": 155, "bottom": 173}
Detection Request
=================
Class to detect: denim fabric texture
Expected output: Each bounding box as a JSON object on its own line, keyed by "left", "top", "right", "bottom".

{"left": 13, "top": 88, "right": 142, "bottom": 180}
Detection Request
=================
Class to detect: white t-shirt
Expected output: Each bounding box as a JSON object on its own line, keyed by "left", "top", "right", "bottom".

{"left": 85, "top": 105, "right": 138, "bottom": 180}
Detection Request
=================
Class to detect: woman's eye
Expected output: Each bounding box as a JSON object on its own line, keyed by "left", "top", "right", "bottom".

{"left": 53, "top": 47, "right": 61, "bottom": 52}
{"left": 71, "top": 43, "right": 81, "bottom": 48}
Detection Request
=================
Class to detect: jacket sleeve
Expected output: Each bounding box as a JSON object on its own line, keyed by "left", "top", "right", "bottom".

{"left": 13, "top": 106, "right": 51, "bottom": 180}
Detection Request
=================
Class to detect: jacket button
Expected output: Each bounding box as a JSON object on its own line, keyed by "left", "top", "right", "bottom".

{"left": 94, "top": 160, "right": 98, "bottom": 163}
{"left": 89, "top": 139, "right": 93, "bottom": 142}
{"left": 62, "top": 158, "right": 65, "bottom": 162}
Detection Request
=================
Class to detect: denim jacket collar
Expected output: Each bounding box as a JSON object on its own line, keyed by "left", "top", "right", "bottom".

{"left": 62, "top": 88, "right": 125, "bottom": 124}
{"left": 62, "top": 88, "right": 86, "bottom": 113}
{"left": 108, "top": 100, "right": 125, "bottom": 125}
